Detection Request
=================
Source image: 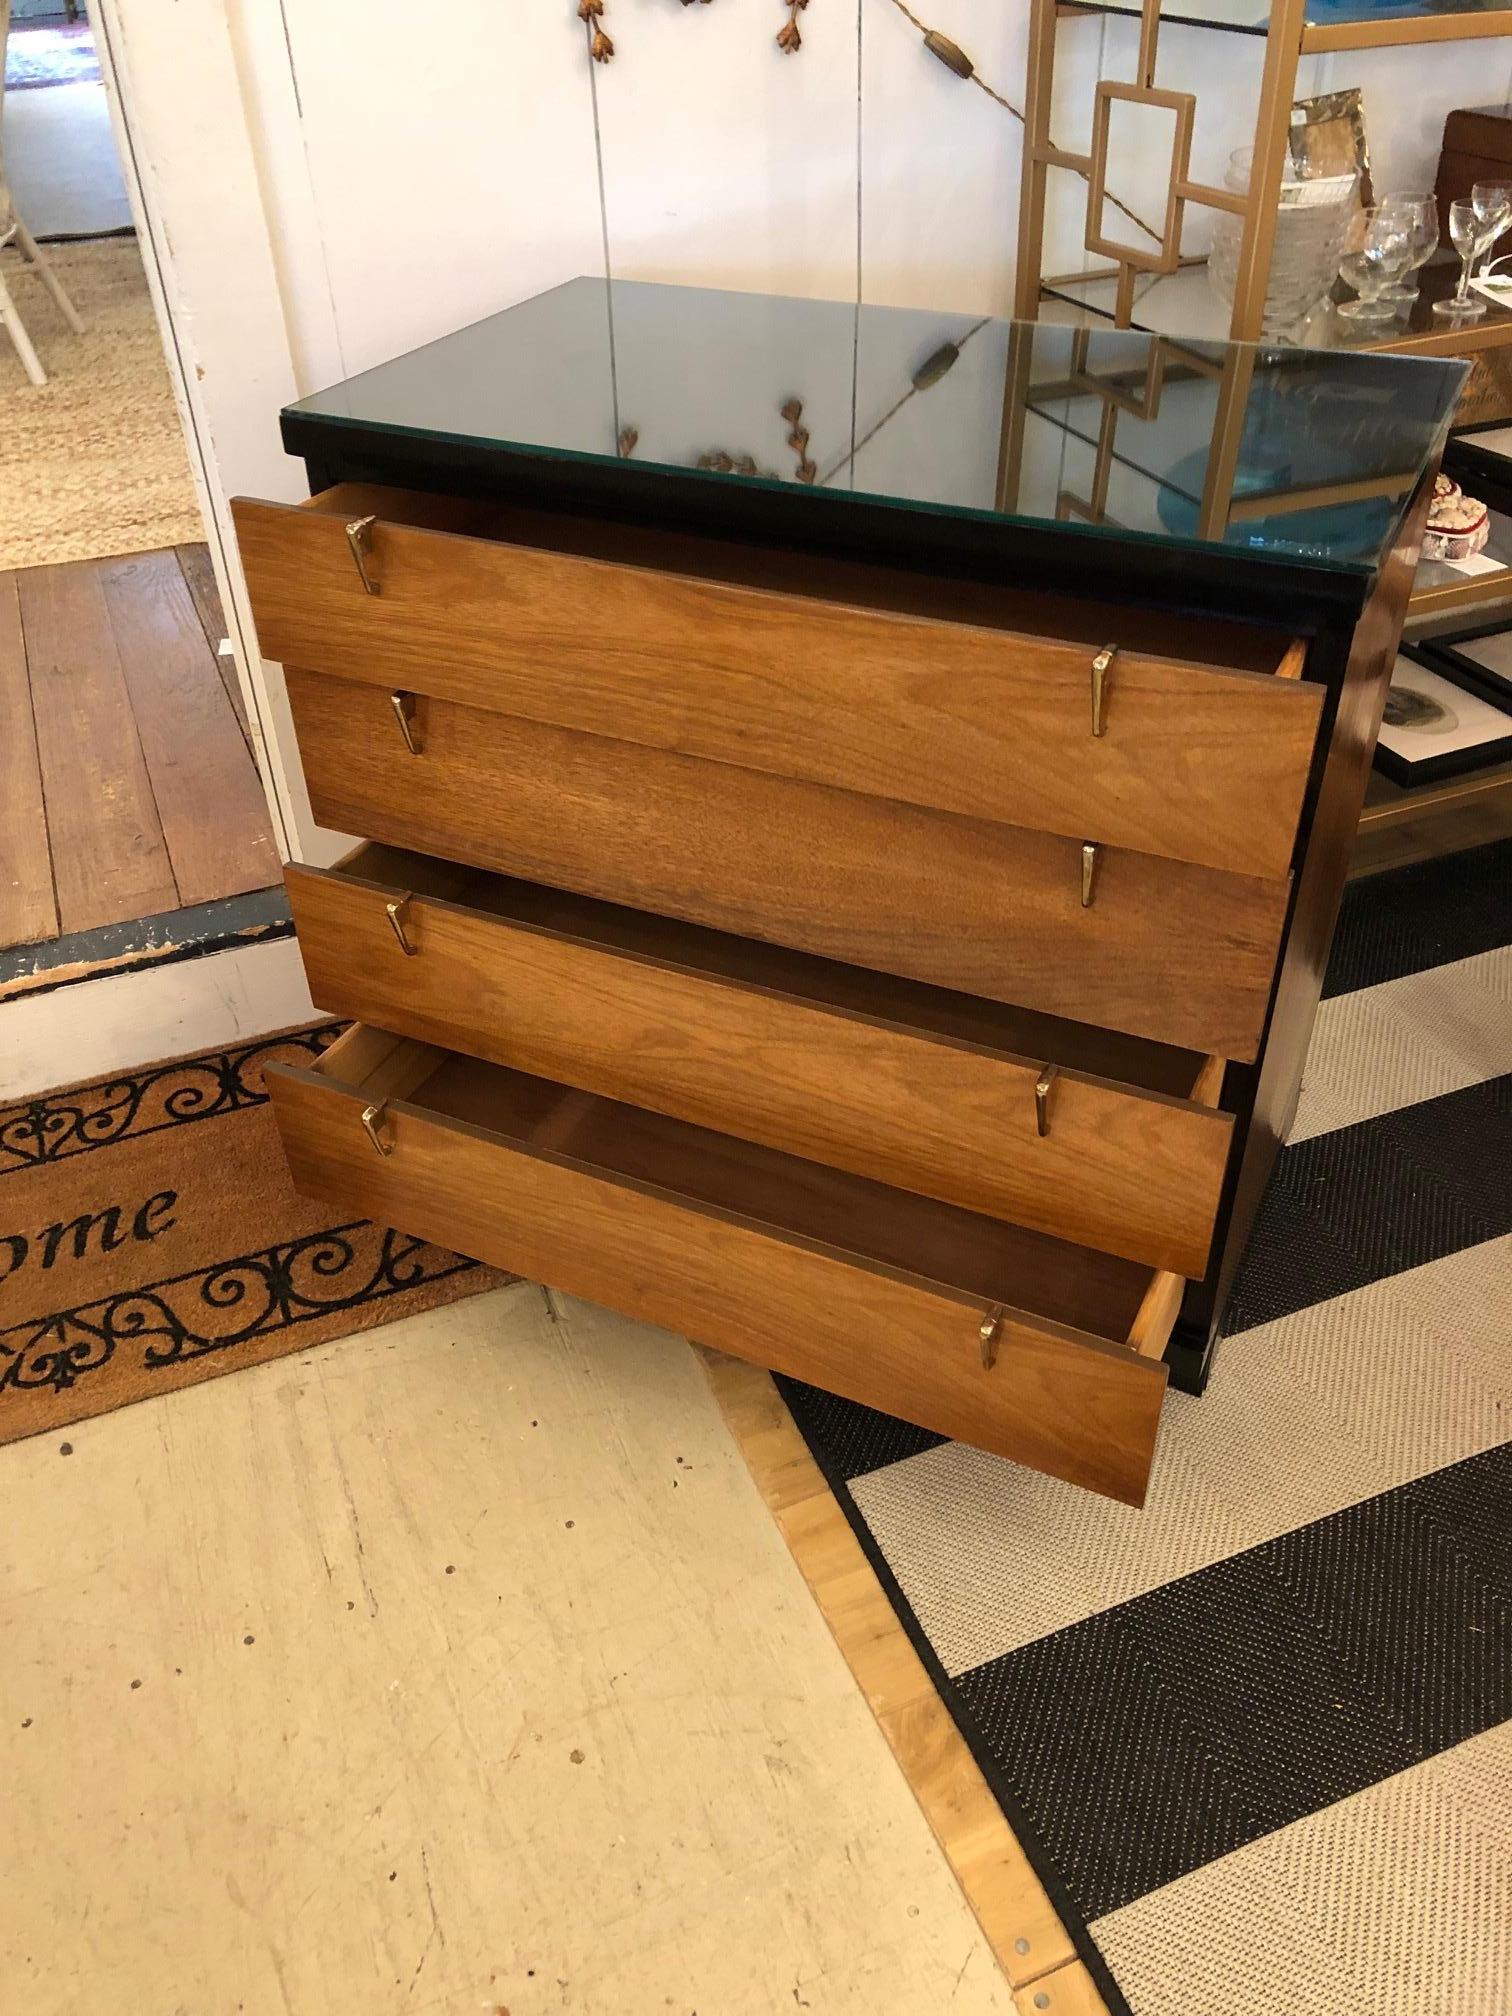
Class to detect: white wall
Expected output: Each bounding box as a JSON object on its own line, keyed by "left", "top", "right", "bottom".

{"left": 103, "top": 0, "right": 1512, "bottom": 866}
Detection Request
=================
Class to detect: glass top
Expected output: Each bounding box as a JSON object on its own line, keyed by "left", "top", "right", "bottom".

{"left": 287, "top": 278, "right": 1466, "bottom": 578}
{"left": 1060, "top": 0, "right": 1511, "bottom": 36}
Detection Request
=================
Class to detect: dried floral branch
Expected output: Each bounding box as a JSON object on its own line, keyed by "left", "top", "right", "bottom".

{"left": 781, "top": 398, "right": 818, "bottom": 483}
{"left": 578, "top": 0, "right": 613, "bottom": 63}
{"left": 777, "top": 0, "right": 808, "bottom": 54}
{"left": 881, "top": 0, "right": 1161, "bottom": 246}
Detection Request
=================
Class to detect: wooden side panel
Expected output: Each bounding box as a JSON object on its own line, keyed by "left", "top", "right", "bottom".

{"left": 234, "top": 495, "right": 1322, "bottom": 879}
{"left": 18, "top": 562, "right": 179, "bottom": 935}
{"left": 288, "top": 862, "right": 1233, "bottom": 1276}
{"left": 268, "top": 1065, "right": 1169, "bottom": 1507}
{"left": 0, "top": 572, "right": 57, "bottom": 949}
{"left": 284, "top": 668, "right": 1290, "bottom": 1060}
{"left": 1189, "top": 469, "right": 1439, "bottom": 1354}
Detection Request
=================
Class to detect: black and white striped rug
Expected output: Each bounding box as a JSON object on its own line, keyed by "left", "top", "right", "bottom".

{"left": 780, "top": 837, "right": 1512, "bottom": 2016}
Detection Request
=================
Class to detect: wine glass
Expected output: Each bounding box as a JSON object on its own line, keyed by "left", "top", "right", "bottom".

{"left": 1376, "top": 194, "right": 1439, "bottom": 306}
{"left": 1473, "top": 178, "right": 1512, "bottom": 272}
{"left": 1337, "top": 207, "right": 1413, "bottom": 321}
{"left": 1434, "top": 198, "right": 1492, "bottom": 319}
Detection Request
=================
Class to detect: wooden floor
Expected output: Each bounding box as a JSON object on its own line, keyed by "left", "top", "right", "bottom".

{"left": 0, "top": 1285, "right": 1017, "bottom": 2015}
{"left": 706, "top": 1353, "right": 1114, "bottom": 2016}
{"left": 0, "top": 544, "right": 277, "bottom": 952}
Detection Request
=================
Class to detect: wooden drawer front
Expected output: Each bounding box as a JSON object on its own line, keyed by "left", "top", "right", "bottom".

{"left": 288, "top": 848, "right": 1234, "bottom": 1277}
{"left": 235, "top": 489, "right": 1321, "bottom": 880}
{"left": 285, "top": 667, "right": 1290, "bottom": 1061}
{"left": 267, "top": 1029, "right": 1172, "bottom": 1506}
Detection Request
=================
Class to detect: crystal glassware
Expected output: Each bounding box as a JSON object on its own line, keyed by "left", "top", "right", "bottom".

{"left": 1472, "top": 178, "right": 1512, "bottom": 273}
{"left": 1377, "top": 194, "right": 1439, "bottom": 307}
{"left": 1434, "top": 198, "right": 1493, "bottom": 319}
{"left": 1337, "top": 207, "right": 1414, "bottom": 321}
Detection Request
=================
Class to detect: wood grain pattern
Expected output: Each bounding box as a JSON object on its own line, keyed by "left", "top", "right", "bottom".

{"left": 284, "top": 668, "right": 1291, "bottom": 1060}
{"left": 174, "top": 541, "right": 249, "bottom": 740}
{"left": 288, "top": 853, "right": 1233, "bottom": 1276}
{"left": 268, "top": 1048, "right": 1172, "bottom": 1505}
{"left": 235, "top": 492, "right": 1321, "bottom": 879}
{"left": 704, "top": 1351, "right": 1082, "bottom": 1994}
{"left": 0, "top": 571, "right": 57, "bottom": 949}
{"left": 1011, "top": 1958, "right": 1112, "bottom": 2015}
{"left": 18, "top": 561, "right": 179, "bottom": 934}
{"left": 98, "top": 552, "right": 278, "bottom": 908}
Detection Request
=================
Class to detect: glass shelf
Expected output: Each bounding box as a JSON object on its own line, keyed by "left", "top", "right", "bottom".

{"left": 1059, "top": 0, "right": 1512, "bottom": 49}
{"left": 1041, "top": 255, "right": 1512, "bottom": 359}
{"left": 285, "top": 278, "right": 1465, "bottom": 580}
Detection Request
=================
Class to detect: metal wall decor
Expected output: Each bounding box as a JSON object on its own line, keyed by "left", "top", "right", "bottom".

{"left": 577, "top": 0, "right": 813, "bottom": 62}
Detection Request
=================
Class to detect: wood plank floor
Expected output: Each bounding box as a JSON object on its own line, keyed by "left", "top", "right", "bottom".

{"left": 704, "top": 1353, "right": 1115, "bottom": 2016}
{"left": 0, "top": 544, "right": 276, "bottom": 952}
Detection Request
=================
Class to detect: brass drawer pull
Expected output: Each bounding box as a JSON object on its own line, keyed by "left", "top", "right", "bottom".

{"left": 389, "top": 689, "right": 421, "bottom": 755}
{"left": 1034, "top": 1063, "right": 1059, "bottom": 1138}
{"left": 1081, "top": 841, "right": 1100, "bottom": 908}
{"left": 345, "top": 513, "right": 380, "bottom": 595}
{"left": 360, "top": 1100, "right": 394, "bottom": 1157}
{"left": 979, "top": 1304, "right": 1004, "bottom": 1370}
{"left": 1090, "top": 644, "right": 1116, "bottom": 737}
{"left": 385, "top": 892, "right": 418, "bottom": 956}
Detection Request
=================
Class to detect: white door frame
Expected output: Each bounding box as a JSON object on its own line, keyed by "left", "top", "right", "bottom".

{"left": 86, "top": 0, "right": 313, "bottom": 864}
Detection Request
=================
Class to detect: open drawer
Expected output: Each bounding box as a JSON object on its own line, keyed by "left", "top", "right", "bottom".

{"left": 266, "top": 1025, "right": 1174, "bottom": 1507}
{"left": 287, "top": 844, "right": 1234, "bottom": 1278}
{"left": 232, "top": 481, "right": 1322, "bottom": 881}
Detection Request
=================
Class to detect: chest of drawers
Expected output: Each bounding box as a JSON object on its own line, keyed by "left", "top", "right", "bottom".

{"left": 233, "top": 285, "right": 1460, "bottom": 1506}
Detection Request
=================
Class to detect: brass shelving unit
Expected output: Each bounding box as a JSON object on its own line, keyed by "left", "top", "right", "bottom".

{"left": 1014, "top": 0, "right": 1512, "bottom": 857}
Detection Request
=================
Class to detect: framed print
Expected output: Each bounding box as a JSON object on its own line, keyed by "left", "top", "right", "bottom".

{"left": 1419, "top": 619, "right": 1512, "bottom": 705}
{"left": 1374, "top": 648, "right": 1512, "bottom": 785}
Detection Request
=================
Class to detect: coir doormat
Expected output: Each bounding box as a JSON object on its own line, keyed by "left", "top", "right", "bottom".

{"left": 0, "top": 1027, "right": 502, "bottom": 1445}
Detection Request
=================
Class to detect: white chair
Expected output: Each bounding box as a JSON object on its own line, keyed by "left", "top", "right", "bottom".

{"left": 0, "top": 0, "right": 86, "bottom": 387}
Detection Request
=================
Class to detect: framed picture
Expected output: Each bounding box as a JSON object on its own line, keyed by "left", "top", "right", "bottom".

{"left": 1290, "top": 88, "right": 1373, "bottom": 208}
{"left": 1374, "top": 648, "right": 1512, "bottom": 785}
{"left": 1419, "top": 617, "right": 1512, "bottom": 706}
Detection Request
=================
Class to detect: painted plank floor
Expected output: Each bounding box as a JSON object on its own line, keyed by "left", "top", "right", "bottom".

{"left": 0, "top": 543, "right": 275, "bottom": 953}
{"left": 0, "top": 1283, "right": 1016, "bottom": 2016}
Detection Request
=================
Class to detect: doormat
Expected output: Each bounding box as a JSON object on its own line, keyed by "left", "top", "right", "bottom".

{"left": 778, "top": 836, "right": 1512, "bottom": 2016}
{"left": 0, "top": 1026, "right": 503, "bottom": 1445}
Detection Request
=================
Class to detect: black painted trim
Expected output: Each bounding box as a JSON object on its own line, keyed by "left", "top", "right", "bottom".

{"left": 285, "top": 415, "right": 1374, "bottom": 635}
{"left": 0, "top": 886, "right": 291, "bottom": 1001}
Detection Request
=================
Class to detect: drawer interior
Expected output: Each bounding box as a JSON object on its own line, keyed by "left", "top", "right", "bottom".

{"left": 301, "top": 482, "right": 1306, "bottom": 682}
{"left": 315, "top": 1024, "right": 1179, "bottom": 1358}
{"left": 336, "top": 842, "right": 1225, "bottom": 1109}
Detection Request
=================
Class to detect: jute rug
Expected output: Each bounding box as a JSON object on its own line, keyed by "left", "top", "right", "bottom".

{"left": 0, "top": 234, "right": 203, "bottom": 568}
{"left": 780, "top": 837, "right": 1512, "bottom": 2016}
{"left": 0, "top": 1026, "right": 501, "bottom": 1444}
{"left": 5, "top": 24, "right": 101, "bottom": 90}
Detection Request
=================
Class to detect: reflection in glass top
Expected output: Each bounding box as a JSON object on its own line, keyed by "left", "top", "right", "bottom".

{"left": 1060, "top": 0, "right": 1511, "bottom": 34}
{"left": 288, "top": 278, "right": 1465, "bottom": 577}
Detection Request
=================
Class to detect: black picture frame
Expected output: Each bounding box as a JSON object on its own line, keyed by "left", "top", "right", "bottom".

{"left": 1415, "top": 614, "right": 1512, "bottom": 707}
{"left": 1373, "top": 644, "right": 1512, "bottom": 787}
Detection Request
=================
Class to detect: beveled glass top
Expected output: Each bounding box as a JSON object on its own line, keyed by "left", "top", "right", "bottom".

{"left": 287, "top": 278, "right": 1465, "bottom": 579}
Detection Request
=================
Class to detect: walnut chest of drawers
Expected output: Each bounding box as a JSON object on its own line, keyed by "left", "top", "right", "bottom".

{"left": 232, "top": 283, "right": 1462, "bottom": 1506}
